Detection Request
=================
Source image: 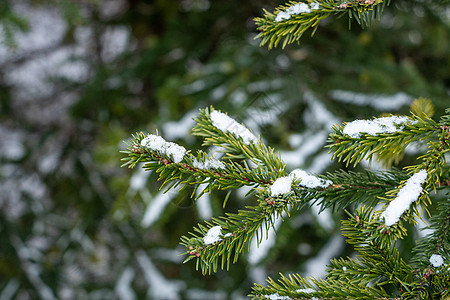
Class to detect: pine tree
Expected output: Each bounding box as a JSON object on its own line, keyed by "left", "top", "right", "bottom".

{"left": 122, "top": 1, "right": 449, "bottom": 299}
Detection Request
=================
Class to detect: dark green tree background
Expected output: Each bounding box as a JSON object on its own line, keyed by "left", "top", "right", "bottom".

{"left": 0, "top": 0, "right": 448, "bottom": 298}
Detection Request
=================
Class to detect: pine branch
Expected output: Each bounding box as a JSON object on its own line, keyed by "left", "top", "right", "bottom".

{"left": 192, "top": 106, "right": 286, "bottom": 174}
{"left": 407, "top": 201, "right": 450, "bottom": 299}
{"left": 122, "top": 105, "right": 449, "bottom": 299}
{"left": 327, "top": 114, "right": 438, "bottom": 168}
{"left": 254, "top": 0, "right": 389, "bottom": 49}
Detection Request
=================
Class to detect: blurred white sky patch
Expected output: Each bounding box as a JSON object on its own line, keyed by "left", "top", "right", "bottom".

{"left": 330, "top": 90, "right": 412, "bottom": 111}
{"left": 101, "top": 25, "right": 131, "bottom": 63}
{"left": 280, "top": 131, "right": 328, "bottom": 167}
{"left": 141, "top": 187, "right": 180, "bottom": 228}
{"left": 195, "top": 183, "right": 213, "bottom": 220}
{"left": 128, "top": 168, "right": 151, "bottom": 193}
{"left": 0, "top": 3, "right": 66, "bottom": 61}
{"left": 185, "top": 289, "right": 226, "bottom": 300}
{"left": 0, "top": 125, "right": 25, "bottom": 161}
{"left": 12, "top": 236, "right": 57, "bottom": 300}
{"left": 150, "top": 247, "right": 184, "bottom": 263}
{"left": 310, "top": 202, "right": 334, "bottom": 232}
{"left": 248, "top": 214, "right": 284, "bottom": 265}
{"left": 136, "top": 250, "right": 185, "bottom": 300}
{"left": 162, "top": 109, "right": 197, "bottom": 141}
{"left": 0, "top": 279, "right": 20, "bottom": 300}
{"left": 100, "top": 0, "right": 128, "bottom": 20}
{"left": 115, "top": 267, "right": 136, "bottom": 300}
{"left": 303, "top": 233, "right": 344, "bottom": 278}
{"left": 304, "top": 90, "right": 340, "bottom": 130}
{"left": 307, "top": 151, "right": 334, "bottom": 174}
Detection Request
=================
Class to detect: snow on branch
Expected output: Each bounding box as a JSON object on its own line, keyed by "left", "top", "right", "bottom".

{"left": 141, "top": 134, "right": 186, "bottom": 163}
{"left": 343, "top": 116, "right": 411, "bottom": 139}
{"left": 210, "top": 110, "right": 258, "bottom": 145}
{"left": 274, "top": 2, "right": 320, "bottom": 22}
{"left": 380, "top": 169, "right": 427, "bottom": 226}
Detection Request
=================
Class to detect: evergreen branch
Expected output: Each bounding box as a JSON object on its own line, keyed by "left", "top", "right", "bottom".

{"left": 251, "top": 207, "right": 413, "bottom": 299}
{"left": 315, "top": 169, "right": 409, "bottom": 211}
{"left": 341, "top": 208, "right": 414, "bottom": 291}
{"left": 120, "top": 132, "right": 274, "bottom": 197}
{"left": 180, "top": 191, "right": 309, "bottom": 274}
{"left": 408, "top": 201, "right": 450, "bottom": 299}
{"left": 192, "top": 106, "right": 285, "bottom": 175}
{"left": 254, "top": 0, "right": 388, "bottom": 49}
{"left": 121, "top": 105, "right": 450, "bottom": 298}
{"left": 327, "top": 114, "right": 439, "bottom": 168}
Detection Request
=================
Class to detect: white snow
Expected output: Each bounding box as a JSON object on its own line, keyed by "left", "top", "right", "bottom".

{"left": 203, "top": 226, "right": 224, "bottom": 245}
{"left": 129, "top": 168, "right": 151, "bottom": 192}
{"left": 270, "top": 176, "right": 293, "bottom": 196}
{"left": 310, "top": 202, "right": 334, "bottom": 232}
{"left": 0, "top": 279, "right": 19, "bottom": 300}
{"left": 275, "top": 11, "right": 291, "bottom": 22}
{"left": 310, "top": 2, "right": 320, "bottom": 10}
{"left": 381, "top": 170, "right": 427, "bottom": 226}
{"left": 265, "top": 293, "right": 291, "bottom": 300}
{"left": 275, "top": 2, "right": 320, "bottom": 22}
{"left": 0, "top": 125, "right": 25, "bottom": 161}
{"left": 296, "top": 288, "right": 316, "bottom": 294}
{"left": 287, "top": 3, "right": 311, "bottom": 14}
{"left": 429, "top": 254, "right": 444, "bottom": 267}
{"left": 141, "top": 134, "right": 186, "bottom": 163}
{"left": 193, "top": 157, "right": 225, "bottom": 170}
{"left": 166, "top": 143, "right": 187, "bottom": 164}
{"left": 343, "top": 116, "right": 411, "bottom": 139}
{"left": 210, "top": 110, "right": 258, "bottom": 145}
{"left": 290, "top": 169, "right": 332, "bottom": 189}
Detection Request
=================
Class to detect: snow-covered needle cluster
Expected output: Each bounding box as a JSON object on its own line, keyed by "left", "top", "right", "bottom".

{"left": 270, "top": 169, "right": 332, "bottom": 196}
{"left": 343, "top": 115, "right": 412, "bottom": 138}
{"left": 123, "top": 104, "right": 450, "bottom": 299}
{"left": 381, "top": 169, "right": 427, "bottom": 226}
{"left": 141, "top": 134, "right": 186, "bottom": 163}
{"left": 255, "top": 0, "right": 386, "bottom": 48}
{"left": 274, "top": 2, "right": 320, "bottom": 22}
{"left": 210, "top": 110, "right": 258, "bottom": 145}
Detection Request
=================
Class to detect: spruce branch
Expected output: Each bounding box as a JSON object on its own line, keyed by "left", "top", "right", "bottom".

{"left": 192, "top": 106, "right": 286, "bottom": 174}
{"left": 122, "top": 104, "right": 449, "bottom": 299}
{"left": 254, "top": 0, "right": 389, "bottom": 49}
{"left": 327, "top": 113, "right": 438, "bottom": 168}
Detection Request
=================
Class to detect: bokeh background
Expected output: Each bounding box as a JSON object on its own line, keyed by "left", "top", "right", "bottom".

{"left": 0, "top": 0, "right": 449, "bottom": 299}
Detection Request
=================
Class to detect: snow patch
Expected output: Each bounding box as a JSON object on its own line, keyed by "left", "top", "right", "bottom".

{"left": 290, "top": 169, "right": 332, "bottom": 189}
{"left": 210, "top": 110, "right": 258, "bottom": 145}
{"left": 296, "top": 288, "right": 316, "bottom": 294}
{"left": 141, "top": 134, "right": 186, "bottom": 163}
{"left": 275, "top": 2, "right": 320, "bottom": 22}
{"left": 203, "top": 226, "right": 224, "bottom": 245}
{"left": 343, "top": 116, "right": 411, "bottom": 139}
{"left": 193, "top": 157, "right": 225, "bottom": 170}
{"left": 270, "top": 176, "right": 293, "bottom": 196}
{"left": 429, "top": 254, "right": 444, "bottom": 267}
{"left": 381, "top": 170, "right": 427, "bottom": 226}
